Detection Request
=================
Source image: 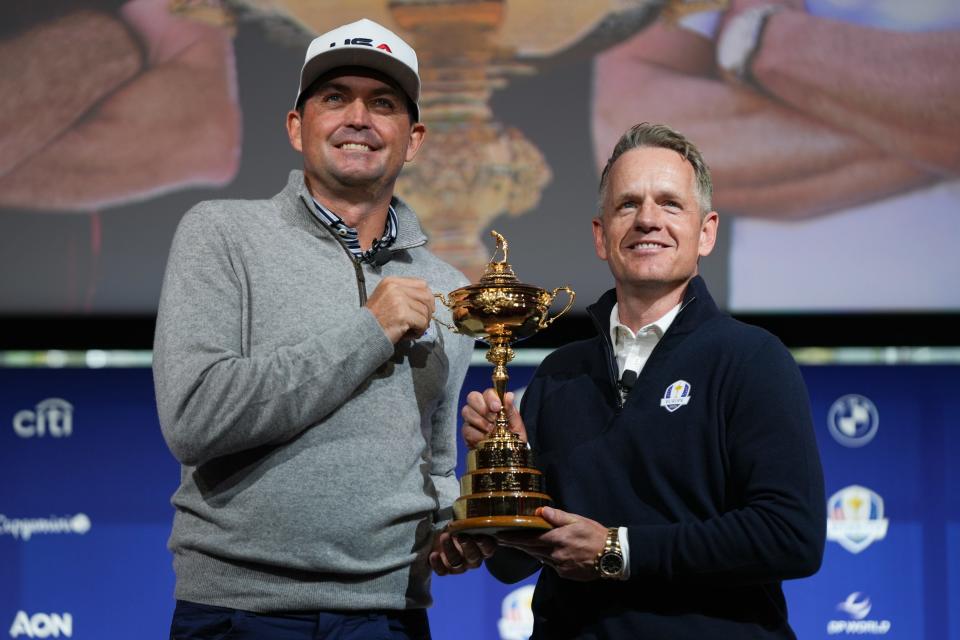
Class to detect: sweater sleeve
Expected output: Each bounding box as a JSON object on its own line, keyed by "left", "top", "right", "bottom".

{"left": 152, "top": 206, "right": 395, "bottom": 467}
{"left": 429, "top": 328, "right": 473, "bottom": 528}
{"left": 626, "top": 336, "right": 826, "bottom": 585}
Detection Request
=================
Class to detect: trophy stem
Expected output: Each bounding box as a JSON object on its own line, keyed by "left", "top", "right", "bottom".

{"left": 486, "top": 337, "right": 515, "bottom": 438}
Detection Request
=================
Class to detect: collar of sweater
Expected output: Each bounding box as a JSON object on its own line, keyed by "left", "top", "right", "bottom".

{"left": 587, "top": 275, "right": 722, "bottom": 345}
{"left": 273, "top": 170, "right": 428, "bottom": 252}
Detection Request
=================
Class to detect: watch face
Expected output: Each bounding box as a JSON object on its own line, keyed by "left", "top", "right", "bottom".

{"left": 600, "top": 552, "right": 623, "bottom": 576}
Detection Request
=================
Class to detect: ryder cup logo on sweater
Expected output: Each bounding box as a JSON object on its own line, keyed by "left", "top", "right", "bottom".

{"left": 660, "top": 380, "right": 691, "bottom": 412}
{"left": 828, "top": 394, "right": 879, "bottom": 447}
{"left": 827, "top": 592, "right": 891, "bottom": 635}
{"left": 826, "top": 485, "right": 888, "bottom": 554}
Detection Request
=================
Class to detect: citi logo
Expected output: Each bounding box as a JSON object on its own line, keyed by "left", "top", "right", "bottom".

{"left": 8, "top": 611, "right": 72, "bottom": 638}
{"left": 0, "top": 514, "right": 91, "bottom": 541}
{"left": 13, "top": 399, "right": 73, "bottom": 438}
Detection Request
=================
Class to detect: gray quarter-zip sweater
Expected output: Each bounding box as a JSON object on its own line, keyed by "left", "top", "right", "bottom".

{"left": 153, "top": 170, "right": 473, "bottom": 612}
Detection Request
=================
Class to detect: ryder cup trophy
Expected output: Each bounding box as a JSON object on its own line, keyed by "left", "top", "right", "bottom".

{"left": 435, "top": 231, "right": 574, "bottom": 533}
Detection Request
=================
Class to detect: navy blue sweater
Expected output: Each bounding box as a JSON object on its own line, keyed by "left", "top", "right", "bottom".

{"left": 488, "top": 277, "right": 825, "bottom": 639}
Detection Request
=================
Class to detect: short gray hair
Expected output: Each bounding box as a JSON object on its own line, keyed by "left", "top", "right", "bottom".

{"left": 598, "top": 122, "right": 712, "bottom": 215}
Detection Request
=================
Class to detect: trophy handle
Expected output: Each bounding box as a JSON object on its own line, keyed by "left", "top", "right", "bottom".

{"left": 538, "top": 286, "right": 575, "bottom": 329}
{"left": 432, "top": 293, "right": 460, "bottom": 333}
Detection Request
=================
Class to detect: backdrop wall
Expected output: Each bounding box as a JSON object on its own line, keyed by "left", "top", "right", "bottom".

{"left": 2, "top": 360, "right": 957, "bottom": 639}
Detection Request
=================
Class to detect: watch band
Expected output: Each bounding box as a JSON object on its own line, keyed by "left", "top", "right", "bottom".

{"left": 595, "top": 527, "right": 625, "bottom": 579}
{"left": 716, "top": 4, "right": 784, "bottom": 84}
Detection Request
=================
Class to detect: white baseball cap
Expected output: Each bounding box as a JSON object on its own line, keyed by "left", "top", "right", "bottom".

{"left": 295, "top": 18, "right": 421, "bottom": 121}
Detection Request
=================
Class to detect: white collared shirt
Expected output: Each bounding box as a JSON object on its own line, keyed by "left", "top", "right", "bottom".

{"left": 606, "top": 301, "right": 681, "bottom": 580}
{"left": 609, "top": 302, "right": 681, "bottom": 381}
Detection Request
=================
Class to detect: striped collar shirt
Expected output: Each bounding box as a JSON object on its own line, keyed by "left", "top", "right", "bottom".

{"left": 311, "top": 198, "right": 398, "bottom": 264}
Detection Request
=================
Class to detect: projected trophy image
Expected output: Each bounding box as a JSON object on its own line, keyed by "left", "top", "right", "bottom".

{"left": 435, "top": 231, "right": 573, "bottom": 533}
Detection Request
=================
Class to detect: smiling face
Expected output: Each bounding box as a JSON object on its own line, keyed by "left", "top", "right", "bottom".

{"left": 593, "top": 146, "right": 718, "bottom": 304}
{"left": 286, "top": 67, "right": 425, "bottom": 202}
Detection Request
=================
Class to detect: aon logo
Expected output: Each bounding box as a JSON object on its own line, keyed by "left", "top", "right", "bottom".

{"left": 9, "top": 612, "right": 72, "bottom": 638}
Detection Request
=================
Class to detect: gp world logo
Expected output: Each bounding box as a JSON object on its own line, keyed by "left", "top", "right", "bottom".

{"left": 329, "top": 37, "right": 393, "bottom": 53}
{"left": 827, "top": 592, "right": 891, "bottom": 635}
{"left": 828, "top": 394, "right": 879, "bottom": 447}
{"left": 12, "top": 399, "right": 73, "bottom": 438}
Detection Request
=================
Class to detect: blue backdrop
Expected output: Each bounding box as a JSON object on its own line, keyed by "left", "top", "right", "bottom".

{"left": 2, "top": 362, "right": 957, "bottom": 638}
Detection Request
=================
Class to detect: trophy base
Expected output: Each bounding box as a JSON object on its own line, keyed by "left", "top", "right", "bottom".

{"left": 447, "top": 514, "right": 552, "bottom": 536}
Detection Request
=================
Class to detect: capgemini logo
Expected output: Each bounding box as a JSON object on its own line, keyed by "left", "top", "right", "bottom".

{"left": 12, "top": 399, "right": 73, "bottom": 438}
{"left": 0, "top": 514, "right": 91, "bottom": 541}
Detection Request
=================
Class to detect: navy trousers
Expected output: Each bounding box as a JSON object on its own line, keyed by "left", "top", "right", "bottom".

{"left": 170, "top": 600, "right": 432, "bottom": 640}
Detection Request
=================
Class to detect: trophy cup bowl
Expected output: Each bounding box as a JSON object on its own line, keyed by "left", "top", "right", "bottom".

{"left": 435, "top": 231, "right": 574, "bottom": 534}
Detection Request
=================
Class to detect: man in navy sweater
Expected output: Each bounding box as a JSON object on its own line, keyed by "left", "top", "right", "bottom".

{"left": 462, "top": 122, "right": 825, "bottom": 638}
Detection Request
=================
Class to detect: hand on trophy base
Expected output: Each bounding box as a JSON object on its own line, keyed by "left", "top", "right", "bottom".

{"left": 430, "top": 527, "right": 496, "bottom": 576}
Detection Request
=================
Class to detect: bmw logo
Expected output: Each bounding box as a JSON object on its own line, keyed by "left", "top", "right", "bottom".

{"left": 827, "top": 394, "right": 879, "bottom": 447}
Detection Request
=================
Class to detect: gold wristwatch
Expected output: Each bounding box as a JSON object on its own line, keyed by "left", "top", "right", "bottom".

{"left": 595, "top": 527, "right": 625, "bottom": 579}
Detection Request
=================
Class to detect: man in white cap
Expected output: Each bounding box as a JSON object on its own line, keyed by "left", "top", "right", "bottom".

{"left": 154, "top": 18, "right": 490, "bottom": 639}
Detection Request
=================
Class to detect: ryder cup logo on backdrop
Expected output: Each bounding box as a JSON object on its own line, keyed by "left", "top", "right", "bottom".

{"left": 498, "top": 584, "right": 534, "bottom": 640}
{"left": 660, "top": 380, "right": 692, "bottom": 412}
{"left": 828, "top": 394, "right": 879, "bottom": 447}
{"left": 826, "top": 485, "right": 888, "bottom": 553}
{"left": 9, "top": 611, "right": 73, "bottom": 638}
{"left": 12, "top": 398, "right": 73, "bottom": 438}
{"left": 827, "top": 592, "right": 891, "bottom": 635}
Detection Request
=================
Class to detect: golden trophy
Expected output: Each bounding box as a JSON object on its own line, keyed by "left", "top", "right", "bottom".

{"left": 435, "top": 231, "right": 574, "bottom": 533}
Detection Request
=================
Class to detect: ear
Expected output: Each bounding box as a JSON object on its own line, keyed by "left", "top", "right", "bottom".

{"left": 698, "top": 211, "right": 719, "bottom": 258}
{"left": 592, "top": 216, "right": 608, "bottom": 261}
{"left": 286, "top": 110, "right": 303, "bottom": 153}
{"left": 404, "top": 122, "right": 427, "bottom": 162}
